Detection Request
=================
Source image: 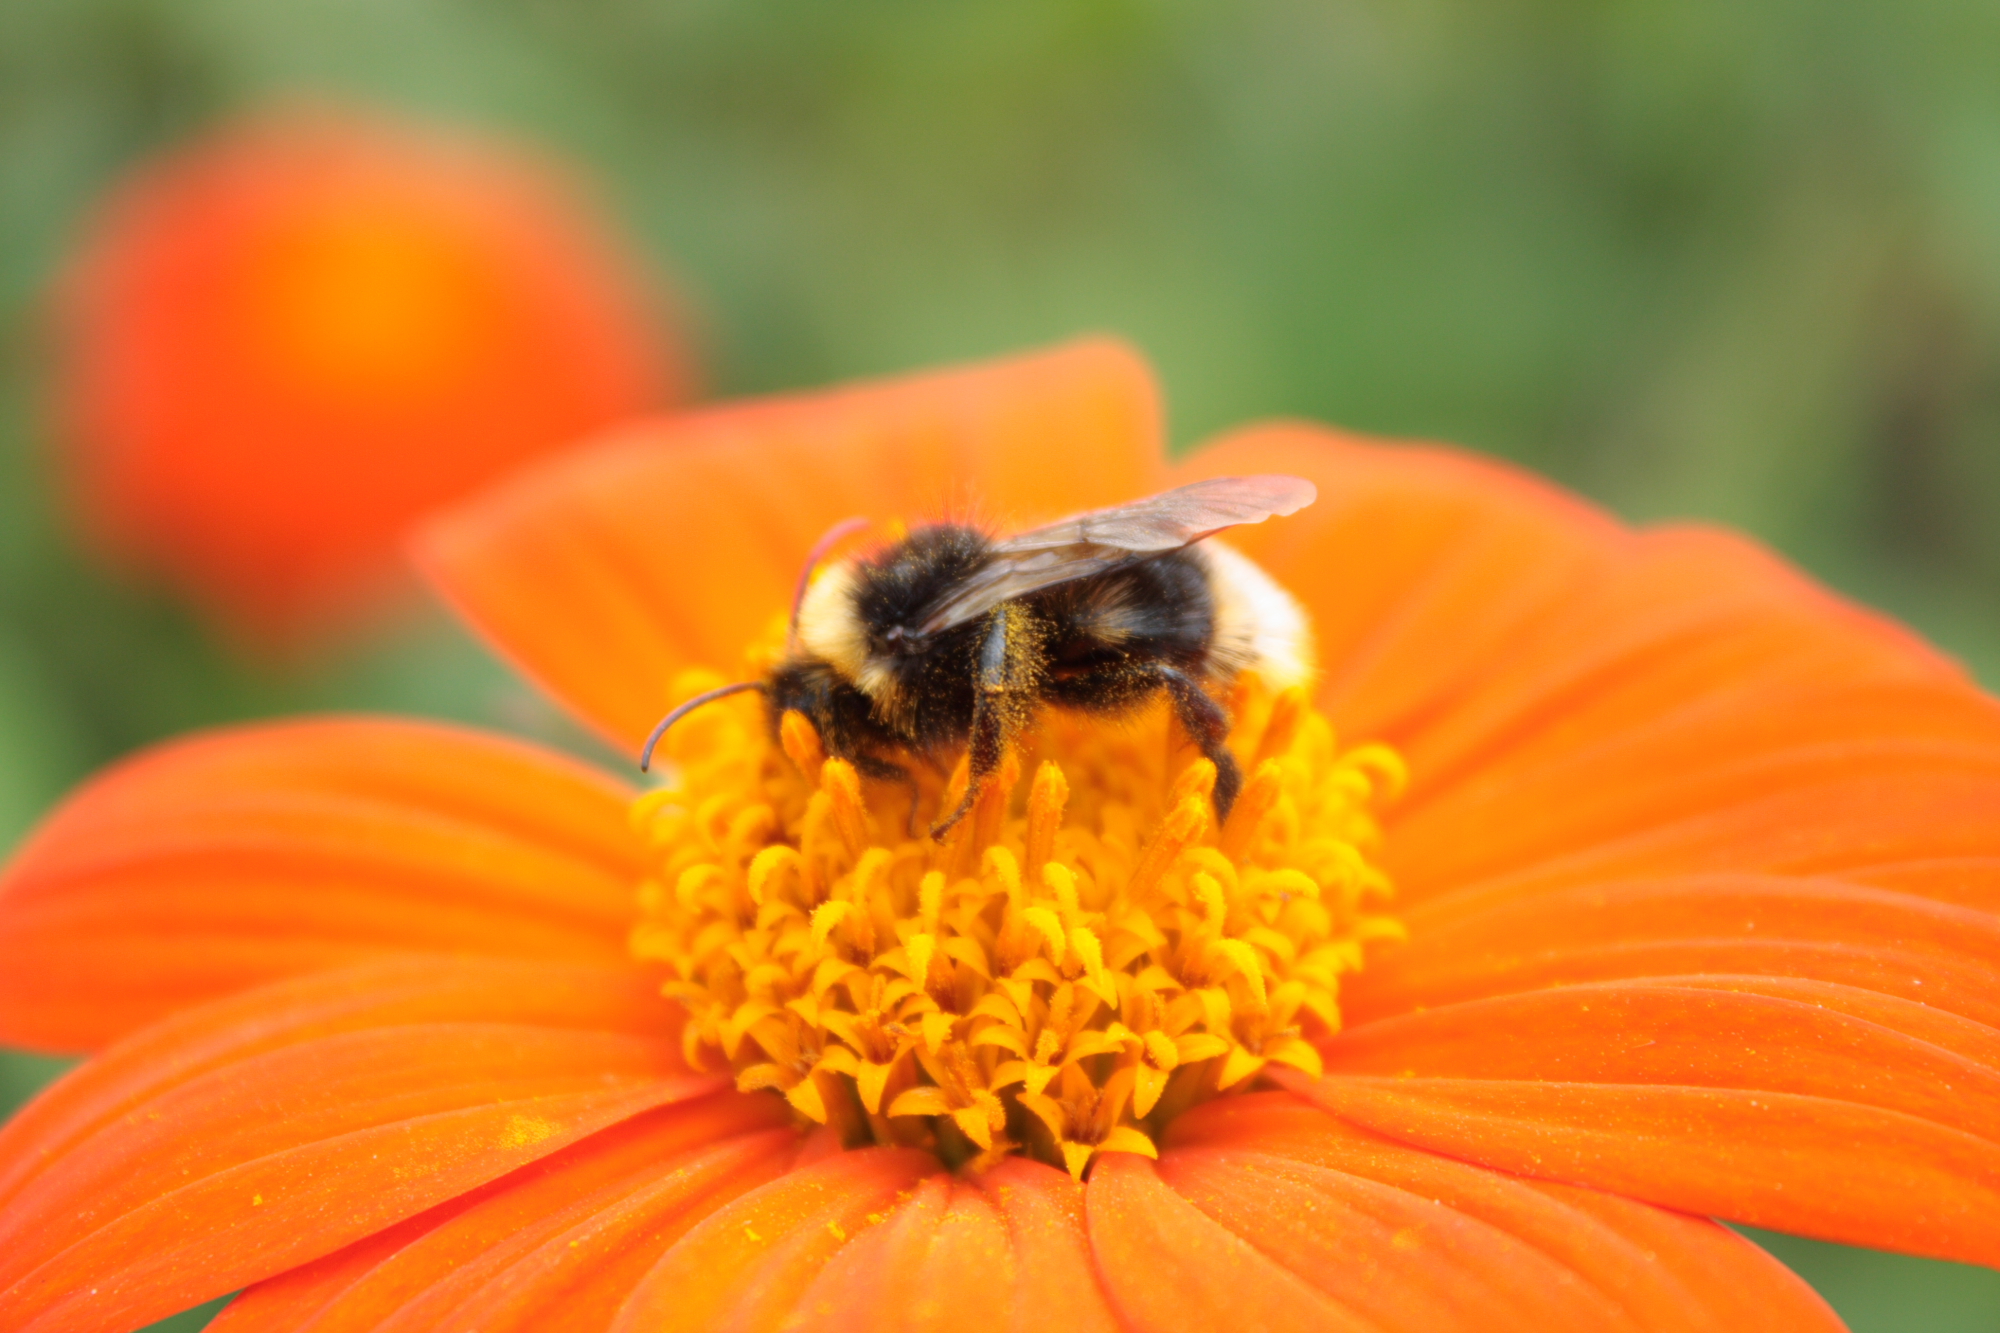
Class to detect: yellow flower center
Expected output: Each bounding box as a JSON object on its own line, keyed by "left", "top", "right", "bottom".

{"left": 628, "top": 631, "right": 1405, "bottom": 1178}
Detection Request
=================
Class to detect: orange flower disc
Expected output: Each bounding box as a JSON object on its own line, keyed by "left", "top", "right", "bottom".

{"left": 55, "top": 110, "right": 689, "bottom": 641}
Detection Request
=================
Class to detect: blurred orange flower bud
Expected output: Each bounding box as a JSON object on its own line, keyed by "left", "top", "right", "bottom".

{"left": 52, "top": 108, "right": 693, "bottom": 648}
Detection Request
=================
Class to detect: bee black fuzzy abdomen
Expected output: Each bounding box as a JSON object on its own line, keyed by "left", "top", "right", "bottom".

{"left": 1031, "top": 550, "right": 1215, "bottom": 710}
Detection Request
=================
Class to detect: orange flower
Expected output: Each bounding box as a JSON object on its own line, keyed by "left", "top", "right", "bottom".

{"left": 3, "top": 340, "right": 1997, "bottom": 1331}
{"left": 54, "top": 109, "right": 690, "bottom": 644}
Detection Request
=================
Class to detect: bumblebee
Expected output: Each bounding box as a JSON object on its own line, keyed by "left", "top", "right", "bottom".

{"left": 642, "top": 475, "right": 1318, "bottom": 838}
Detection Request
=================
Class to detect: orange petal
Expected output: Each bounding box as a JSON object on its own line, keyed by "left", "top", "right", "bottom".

{"left": 1171, "top": 425, "right": 1995, "bottom": 905}
{"left": 1087, "top": 1150, "right": 1386, "bottom": 1332}
{"left": 211, "top": 1093, "right": 794, "bottom": 1333}
{"left": 1848, "top": 856, "right": 2000, "bottom": 912}
{"left": 0, "top": 717, "right": 645, "bottom": 1051}
{"left": 0, "top": 959, "right": 719, "bottom": 1333}
{"left": 975, "top": 1157, "right": 1126, "bottom": 1333}
{"left": 0, "top": 957, "right": 675, "bottom": 1213}
{"left": 1155, "top": 1148, "right": 1586, "bottom": 1333}
{"left": 1175, "top": 424, "right": 1952, "bottom": 734}
{"left": 607, "top": 1148, "right": 939, "bottom": 1333}
{"left": 783, "top": 1176, "right": 990, "bottom": 1333}
{"left": 1280, "top": 1066, "right": 2000, "bottom": 1268}
{"left": 1387, "top": 698, "right": 2000, "bottom": 909}
{"left": 1402, "top": 766, "right": 2000, "bottom": 911}
{"left": 416, "top": 338, "right": 1164, "bottom": 751}
{"left": 1162, "top": 1092, "right": 1841, "bottom": 1333}
{"left": 783, "top": 1159, "right": 1122, "bottom": 1333}
{"left": 1167, "top": 424, "right": 1619, "bottom": 750}
{"left": 1327, "top": 974, "right": 2000, "bottom": 1155}
{"left": 1348, "top": 874, "right": 2000, "bottom": 1028}
{"left": 1366, "top": 524, "right": 1964, "bottom": 822}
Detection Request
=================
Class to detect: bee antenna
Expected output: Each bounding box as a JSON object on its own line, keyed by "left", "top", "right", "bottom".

{"left": 638, "top": 681, "right": 766, "bottom": 772}
{"left": 790, "top": 516, "right": 871, "bottom": 643}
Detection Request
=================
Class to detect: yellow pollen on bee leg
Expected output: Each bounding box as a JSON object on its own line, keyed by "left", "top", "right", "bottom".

{"left": 627, "top": 665, "right": 1403, "bottom": 1175}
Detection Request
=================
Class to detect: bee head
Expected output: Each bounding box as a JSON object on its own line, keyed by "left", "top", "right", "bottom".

{"left": 794, "top": 523, "right": 992, "bottom": 695}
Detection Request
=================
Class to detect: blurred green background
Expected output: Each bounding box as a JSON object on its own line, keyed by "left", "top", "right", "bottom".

{"left": 1, "top": 0, "right": 1997, "bottom": 1328}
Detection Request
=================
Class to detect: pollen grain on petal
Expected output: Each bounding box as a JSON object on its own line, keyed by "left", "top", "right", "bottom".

{"left": 628, "top": 665, "right": 1402, "bottom": 1174}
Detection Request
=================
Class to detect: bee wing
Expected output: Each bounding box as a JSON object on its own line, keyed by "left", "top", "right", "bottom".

{"left": 917, "top": 474, "right": 1316, "bottom": 635}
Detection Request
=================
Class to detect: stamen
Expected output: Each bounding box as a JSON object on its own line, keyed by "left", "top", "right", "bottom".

{"left": 1166, "top": 757, "right": 1218, "bottom": 810}
{"left": 779, "top": 710, "right": 827, "bottom": 782}
{"left": 1023, "top": 761, "right": 1067, "bottom": 877}
{"left": 1124, "top": 795, "right": 1209, "bottom": 903}
{"left": 1253, "top": 685, "right": 1310, "bottom": 767}
{"left": 629, "top": 667, "right": 1403, "bottom": 1175}
{"left": 1219, "top": 759, "right": 1284, "bottom": 860}
{"left": 820, "top": 759, "right": 870, "bottom": 859}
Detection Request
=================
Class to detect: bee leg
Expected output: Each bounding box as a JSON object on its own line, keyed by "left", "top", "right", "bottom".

{"left": 932, "top": 721, "right": 1007, "bottom": 839}
{"left": 929, "top": 677, "right": 1006, "bottom": 841}
{"left": 1145, "top": 665, "right": 1243, "bottom": 824}
{"left": 931, "top": 608, "right": 1030, "bottom": 841}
